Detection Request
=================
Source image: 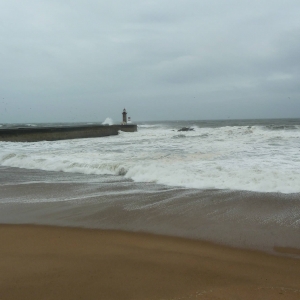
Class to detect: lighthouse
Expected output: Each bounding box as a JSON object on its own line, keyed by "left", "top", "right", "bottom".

{"left": 122, "top": 108, "right": 127, "bottom": 124}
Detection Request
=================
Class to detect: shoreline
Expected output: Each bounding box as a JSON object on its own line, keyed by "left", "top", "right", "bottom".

{"left": 1, "top": 221, "right": 300, "bottom": 259}
{"left": 1, "top": 220, "right": 300, "bottom": 260}
{"left": 1, "top": 166, "right": 299, "bottom": 256}
{"left": 1, "top": 224, "right": 300, "bottom": 300}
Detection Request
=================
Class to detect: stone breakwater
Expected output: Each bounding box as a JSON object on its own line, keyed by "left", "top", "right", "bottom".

{"left": 0, "top": 124, "right": 137, "bottom": 142}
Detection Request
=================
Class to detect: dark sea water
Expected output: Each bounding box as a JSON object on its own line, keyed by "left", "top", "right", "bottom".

{"left": 0, "top": 118, "right": 299, "bottom": 255}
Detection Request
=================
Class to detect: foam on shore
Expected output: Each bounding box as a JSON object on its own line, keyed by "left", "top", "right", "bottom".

{"left": 1, "top": 167, "right": 299, "bottom": 255}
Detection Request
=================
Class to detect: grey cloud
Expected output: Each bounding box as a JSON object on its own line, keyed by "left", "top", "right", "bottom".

{"left": 1, "top": 0, "right": 300, "bottom": 123}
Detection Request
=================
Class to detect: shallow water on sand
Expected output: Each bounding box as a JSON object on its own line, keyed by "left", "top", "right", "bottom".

{"left": 0, "top": 166, "right": 299, "bottom": 255}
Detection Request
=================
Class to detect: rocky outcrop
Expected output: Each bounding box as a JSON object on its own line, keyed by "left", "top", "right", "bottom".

{"left": 178, "top": 127, "right": 194, "bottom": 132}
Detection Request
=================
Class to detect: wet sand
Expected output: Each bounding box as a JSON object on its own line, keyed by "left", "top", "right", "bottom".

{"left": 1, "top": 224, "right": 300, "bottom": 300}
{"left": 1, "top": 167, "right": 300, "bottom": 299}
{"left": 1, "top": 166, "right": 300, "bottom": 254}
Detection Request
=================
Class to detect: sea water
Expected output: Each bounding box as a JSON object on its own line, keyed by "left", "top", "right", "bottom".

{"left": 1, "top": 118, "right": 300, "bottom": 194}
{"left": 0, "top": 119, "right": 299, "bottom": 253}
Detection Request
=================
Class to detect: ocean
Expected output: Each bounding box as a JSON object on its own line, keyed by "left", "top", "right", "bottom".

{"left": 0, "top": 118, "right": 299, "bottom": 255}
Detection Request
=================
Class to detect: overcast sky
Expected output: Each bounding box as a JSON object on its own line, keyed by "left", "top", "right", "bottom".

{"left": 1, "top": 0, "right": 300, "bottom": 123}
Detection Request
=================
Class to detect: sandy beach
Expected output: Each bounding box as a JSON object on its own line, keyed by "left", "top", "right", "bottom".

{"left": 1, "top": 166, "right": 300, "bottom": 299}
{"left": 1, "top": 224, "right": 300, "bottom": 300}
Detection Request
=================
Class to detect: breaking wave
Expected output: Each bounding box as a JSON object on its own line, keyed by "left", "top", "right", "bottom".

{"left": 1, "top": 121, "right": 300, "bottom": 194}
{"left": 102, "top": 118, "right": 114, "bottom": 125}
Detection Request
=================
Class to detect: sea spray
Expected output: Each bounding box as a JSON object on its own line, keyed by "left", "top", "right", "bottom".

{"left": 0, "top": 119, "right": 300, "bottom": 193}
{"left": 102, "top": 118, "right": 114, "bottom": 125}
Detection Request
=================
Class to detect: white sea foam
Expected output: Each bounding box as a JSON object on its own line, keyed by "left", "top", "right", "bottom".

{"left": 0, "top": 122, "right": 300, "bottom": 193}
{"left": 138, "top": 124, "right": 162, "bottom": 128}
{"left": 102, "top": 117, "right": 114, "bottom": 125}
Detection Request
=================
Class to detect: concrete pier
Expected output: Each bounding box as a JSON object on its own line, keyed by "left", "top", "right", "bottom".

{"left": 0, "top": 124, "right": 137, "bottom": 142}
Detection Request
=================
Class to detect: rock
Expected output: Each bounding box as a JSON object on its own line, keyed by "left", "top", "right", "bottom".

{"left": 178, "top": 127, "right": 194, "bottom": 132}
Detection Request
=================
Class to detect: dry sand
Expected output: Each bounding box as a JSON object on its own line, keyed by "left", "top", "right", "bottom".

{"left": 0, "top": 225, "right": 300, "bottom": 300}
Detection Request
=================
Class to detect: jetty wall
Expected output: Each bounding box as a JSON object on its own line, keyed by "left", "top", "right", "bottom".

{"left": 0, "top": 124, "right": 137, "bottom": 142}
